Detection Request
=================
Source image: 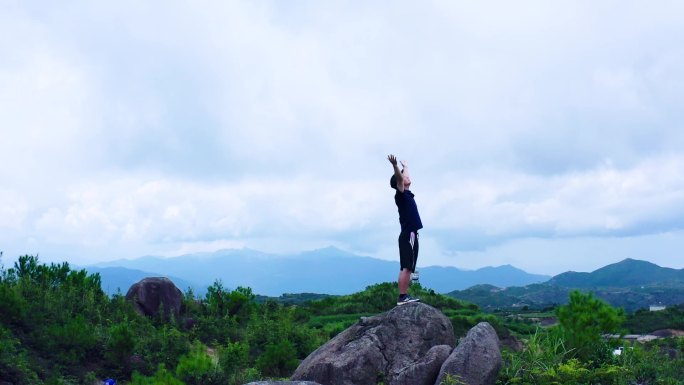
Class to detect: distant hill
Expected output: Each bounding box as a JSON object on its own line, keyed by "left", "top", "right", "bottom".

{"left": 91, "top": 246, "right": 549, "bottom": 296}
{"left": 423, "top": 264, "right": 549, "bottom": 292}
{"left": 548, "top": 258, "right": 684, "bottom": 288}
{"left": 448, "top": 259, "right": 684, "bottom": 312}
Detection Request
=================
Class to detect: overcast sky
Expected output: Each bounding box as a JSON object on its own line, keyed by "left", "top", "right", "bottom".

{"left": 1, "top": 1, "right": 683, "bottom": 275}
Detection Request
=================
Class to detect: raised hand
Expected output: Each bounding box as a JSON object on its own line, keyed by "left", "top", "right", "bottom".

{"left": 387, "top": 154, "right": 398, "bottom": 166}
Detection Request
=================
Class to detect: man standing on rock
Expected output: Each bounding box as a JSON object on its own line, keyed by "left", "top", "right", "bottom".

{"left": 388, "top": 154, "right": 422, "bottom": 305}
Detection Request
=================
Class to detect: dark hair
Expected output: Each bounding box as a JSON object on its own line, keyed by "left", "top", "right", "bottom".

{"left": 389, "top": 169, "right": 403, "bottom": 189}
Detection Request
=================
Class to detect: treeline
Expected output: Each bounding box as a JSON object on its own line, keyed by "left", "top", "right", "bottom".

{"left": 0, "top": 255, "right": 328, "bottom": 384}
{"left": 624, "top": 304, "right": 684, "bottom": 334}
{"left": 0, "top": 255, "right": 493, "bottom": 385}
{"left": 2, "top": 255, "right": 684, "bottom": 384}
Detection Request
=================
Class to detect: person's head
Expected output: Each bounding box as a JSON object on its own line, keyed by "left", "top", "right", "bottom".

{"left": 390, "top": 170, "right": 411, "bottom": 190}
{"left": 390, "top": 174, "right": 398, "bottom": 189}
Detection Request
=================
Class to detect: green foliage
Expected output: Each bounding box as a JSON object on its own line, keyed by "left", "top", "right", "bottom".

{"left": 303, "top": 282, "right": 477, "bottom": 341}
{"left": 218, "top": 341, "right": 249, "bottom": 378}
{"left": 616, "top": 339, "right": 684, "bottom": 384}
{"left": 104, "top": 321, "right": 137, "bottom": 374}
{"left": 0, "top": 255, "right": 328, "bottom": 383}
{"left": 497, "top": 291, "right": 684, "bottom": 384}
{"left": 204, "top": 282, "right": 255, "bottom": 320}
{"left": 255, "top": 339, "right": 299, "bottom": 378}
{"left": 183, "top": 282, "right": 257, "bottom": 345}
{"left": 555, "top": 290, "right": 625, "bottom": 361}
{"left": 43, "top": 314, "right": 99, "bottom": 365}
{"left": 624, "top": 304, "right": 684, "bottom": 334}
{"left": 440, "top": 373, "right": 467, "bottom": 385}
{"left": 305, "top": 282, "right": 471, "bottom": 316}
{"left": 5, "top": 256, "right": 684, "bottom": 385}
{"left": 498, "top": 337, "right": 684, "bottom": 385}
{"left": 0, "top": 255, "right": 110, "bottom": 380}
{"left": 255, "top": 292, "right": 332, "bottom": 305}
{"left": 138, "top": 324, "right": 190, "bottom": 373}
{"left": 498, "top": 327, "right": 572, "bottom": 382}
{"left": 131, "top": 364, "right": 185, "bottom": 385}
{"left": 0, "top": 325, "right": 40, "bottom": 384}
{"left": 175, "top": 341, "right": 219, "bottom": 385}
{"left": 247, "top": 299, "right": 324, "bottom": 361}
{"left": 0, "top": 279, "right": 28, "bottom": 325}
{"left": 447, "top": 311, "right": 509, "bottom": 338}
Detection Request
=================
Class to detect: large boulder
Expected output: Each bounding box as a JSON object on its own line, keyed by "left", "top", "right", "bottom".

{"left": 435, "top": 322, "right": 502, "bottom": 385}
{"left": 126, "top": 277, "right": 183, "bottom": 318}
{"left": 291, "top": 302, "right": 456, "bottom": 385}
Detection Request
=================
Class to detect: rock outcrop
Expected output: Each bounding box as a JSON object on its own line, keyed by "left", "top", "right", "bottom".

{"left": 435, "top": 322, "right": 502, "bottom": 385}
{"left": 291, "top": 302, "right": 456, "bottom": 385}
{"left": 125, "top": 277, "right": 183, "bottom": 318}
{"left": 245, "top": 381, "right": 321, "bottom": 385}
{"left": 393, "top": 344, "right": 452, "bottom": 385}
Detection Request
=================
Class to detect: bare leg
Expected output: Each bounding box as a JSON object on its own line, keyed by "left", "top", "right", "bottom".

{"left": 398, "top": 268, "right": 411, "bottom": 295}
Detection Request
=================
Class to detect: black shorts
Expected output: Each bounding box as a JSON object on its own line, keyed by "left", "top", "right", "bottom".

{"left": 398, "top": 231, "right": 419, "bottom": 272}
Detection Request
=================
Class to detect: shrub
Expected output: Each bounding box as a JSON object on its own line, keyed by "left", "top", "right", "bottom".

{"left": 131, "top": 364, "right": 184, "bottom": 385}
{"left": 105, "top": 321, "right": 137, "bottom": 374}
{"left": 555, "top": 290, "right": 624, "bottom": 361}
{"left": 0, "top": 326, "right": 40, "bottom": 384}
{"left": 255, "top": 339, "right": 299, "bottom": 378}
{"left": 175, "top": 341, "right": 219, "bottom": 385}
{"left": 219, "top": 341, "right": 249, "bottom": 378}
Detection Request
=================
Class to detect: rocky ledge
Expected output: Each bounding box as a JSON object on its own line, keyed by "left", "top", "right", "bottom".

{"left": 290, "top": 302, "right": 501, "bottom": 385}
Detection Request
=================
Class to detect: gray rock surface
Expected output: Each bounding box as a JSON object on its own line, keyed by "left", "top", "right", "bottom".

{"left": 393, "top": 344, "right": 452, "bottom": 385}
{"left": 125, "top": 277, "right": 183, "bottom": 318}
{"left": 291, "top": 302, "right": 456, "bottom": 385}
{"left": 244, "top": 382, "right": 322, "bottom": 385}
{"left": 435, "top": 322, "right": 502, "bottom": 385}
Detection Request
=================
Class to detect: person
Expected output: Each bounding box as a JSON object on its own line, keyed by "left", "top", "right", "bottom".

{"left": 387, "top": 154, "right": 423, "bottom": 305}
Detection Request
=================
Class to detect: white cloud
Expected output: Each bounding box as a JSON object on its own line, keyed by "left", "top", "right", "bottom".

{"left": 14, "top": 175, "right": 387, "bottom": 260}
{"left": 0, "top": 190, "right": 28, "bottom": 231}
{"left": 424, "top": 155, "right": 684, "bottom": 243}
{"left": 1, "top": 1, "right": 684, "bottom": 273}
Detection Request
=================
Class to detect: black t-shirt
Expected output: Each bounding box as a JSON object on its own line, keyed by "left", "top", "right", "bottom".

{"left": 395, "top": 189, "right": 423, "bottom": 232}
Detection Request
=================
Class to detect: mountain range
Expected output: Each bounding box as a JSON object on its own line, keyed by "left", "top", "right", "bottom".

{"left": 447, "top": 258, "right": 684, "bottom": 312}
{"left": 86, "top": 246, "right": 550, "bottom": 296}
{"left": 84, "top": 249, "right": 684, "bottom": 312}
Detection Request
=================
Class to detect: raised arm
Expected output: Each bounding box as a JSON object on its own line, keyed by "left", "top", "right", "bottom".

{"left": 400, "top": 160, "right": 410, "bottom": 181}
{"left": 387, "top": 154, "right": 405, "bottom": 192}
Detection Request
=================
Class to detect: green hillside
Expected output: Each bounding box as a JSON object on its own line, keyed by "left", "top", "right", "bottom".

{"left": 0, "top": 255, "right": 500, "bottom": 385}
{"left": 3, "top": 255, "right": 684, "bottom": 385}
{"left": 548, "top": 258, "right": 684, "bottom": 288}
{"left": 448, "top": 259, "right": 684, "bottom": 312}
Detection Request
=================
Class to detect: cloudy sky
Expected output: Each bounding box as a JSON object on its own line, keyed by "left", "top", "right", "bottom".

{"left": 1, "top": 1, "right": 683, "bottom": 275}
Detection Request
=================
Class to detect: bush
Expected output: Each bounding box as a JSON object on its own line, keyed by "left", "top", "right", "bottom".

{"left": 255, "top": 339, "right": 299, "bottom": 378}
{"left": 131, "top": 365, "right": 184, "bottom": 385}
{"left": 138, "top": 324, "right": 190, "bottom": 374}
{"left": 0, "top": 326, "right": 40, "bottom": 384}
{"left": 555, "top": 290, "right": 624, "bottom": 361}
{"left": 219, "top": 341, "right": 249, "bottom": 378}
{"left": 104, "top": 321, "right": 137, "bottom": 375}
{"left": 175, "top": 341, "right": 220, "bottom": 385}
